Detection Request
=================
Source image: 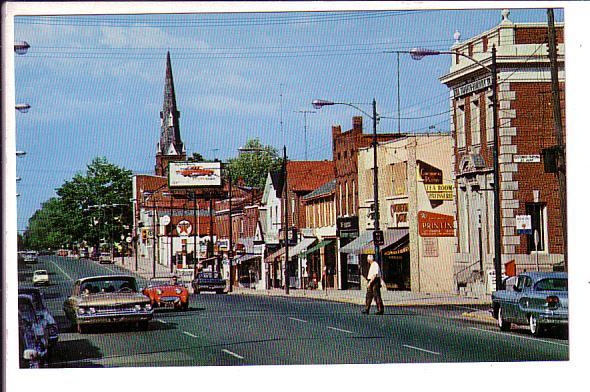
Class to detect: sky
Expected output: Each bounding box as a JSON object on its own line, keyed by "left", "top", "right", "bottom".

{"left": 9, "top": 3, "right": 566, "bottom": 232}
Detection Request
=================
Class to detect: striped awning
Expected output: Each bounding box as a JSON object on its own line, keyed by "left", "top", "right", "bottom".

{"left": 303, "top": 239, "right": 334, "bottom": 255}
{"left": 340, "top": 229, "right": 409, "bottom": 255}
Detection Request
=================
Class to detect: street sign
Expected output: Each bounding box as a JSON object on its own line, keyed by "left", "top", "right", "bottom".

{"left": 160, "top": 215, "right": 171, "bottom": 226}
{"left": 514, "top": 155, "right": 541, "bottom": 163}
{"left": 373, "top": 229, "right": 384, "bottom": 246}
{"left": 516, "top": 215, "right": 532, "bottom": 235}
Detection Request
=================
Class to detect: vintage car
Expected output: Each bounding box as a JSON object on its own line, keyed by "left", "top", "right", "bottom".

{"left": 23, "top": 251, "right": 39, "bottom": 264}
{"left": 192, "top": 271, "right": 227, "bottom": 294}
{"left": 19, "top": 287, "right": 59, "bottom": 348}
{"left": 142, "top": 277, "right": 189, "bottom": 310}
{"left": 491, "top": 271, "right": 568, "bottom": 336}
{"left": 63, "top": 275, "right": 153, "bottom": 333}
{"left": 32, "top": 269, "right": 50, "bottom": 286}
{"left": 18, "top": 294, "right": 49, "bottom": 368}
{"left": 99, "top": 252, "right": 113, "bottom": 264}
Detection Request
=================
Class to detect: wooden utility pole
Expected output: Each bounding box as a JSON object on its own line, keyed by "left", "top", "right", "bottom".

{"left": 547, "top": 8, "right": 567, "bottom": 270}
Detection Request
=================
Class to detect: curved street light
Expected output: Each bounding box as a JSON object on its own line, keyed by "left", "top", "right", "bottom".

{"left": 16, "top": 150, "right": 27, "bottom": 157}
{"left": 407, "top": 46, "right": 502, "bottom": 291}
{"left": 14, "top": 41, "right": 30, "bottom": 55}
{"left": 313, "top": 98, "right": 383, "bottom": 274}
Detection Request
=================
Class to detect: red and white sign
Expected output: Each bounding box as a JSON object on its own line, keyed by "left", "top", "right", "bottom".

{"left": 418, "top": 211, "right": 455, "bottom": 237}
{"left": 169, "top": 162, "right": 222, "bottom": 188}
{"left": 176, "top": 220, "right": 192, "bottom": 236}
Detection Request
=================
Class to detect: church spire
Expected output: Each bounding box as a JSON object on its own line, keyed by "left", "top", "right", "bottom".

{"left": 156, "top": 51, "right": 185, "bottom": 176}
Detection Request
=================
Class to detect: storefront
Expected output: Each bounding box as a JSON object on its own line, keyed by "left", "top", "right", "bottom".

{"left": 336, "top": 216, "right": 359, "bottom": 290}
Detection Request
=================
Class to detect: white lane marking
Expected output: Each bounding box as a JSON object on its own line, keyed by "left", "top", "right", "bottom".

{"left": 49, "top": 259, "right": 74, "bottom": 282}
{"left": 222, "top": 349, "right": 244, "bottom": 359}
{"left": 183, "top": 331, "right": 198, "bottom": 338}
{"left": 288, "top": 317, "right": 308, "bottom": 323}
{"left": 403, "top": 344, "right": 440, "bottom": 355}
{"left": 327, "top": 326, "right": 354, "bottom": 334}
{"left": 468, "top": 327, "right": 569, "bottom": 348}
{"left": 156, "top": 319, "right": 167, "bottom": 324}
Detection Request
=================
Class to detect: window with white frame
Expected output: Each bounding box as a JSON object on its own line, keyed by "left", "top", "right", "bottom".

{"left": 526, "top": 203, "right": 548, "bottom": 252}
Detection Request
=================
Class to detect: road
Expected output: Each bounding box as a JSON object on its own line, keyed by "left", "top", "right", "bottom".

{"left": 18, "top": 255, "right": 569, "bottom": 367}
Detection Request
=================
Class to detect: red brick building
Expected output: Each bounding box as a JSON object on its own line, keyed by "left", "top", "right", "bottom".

{"left": 332, "top": 116, "right": 403, "bottom": 289}
{"left": 440, "top": 10, "right": 565, "bottom": 291}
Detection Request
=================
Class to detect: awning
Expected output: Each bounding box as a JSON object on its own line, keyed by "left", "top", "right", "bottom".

{"left": 264, "top": 247, "right": 286, "bottom": 263}
{"left": 233, "top": 253, "right": 261, "bottom": 265}
{"left": 290, "top": 237, "right": 316, "bottom": 255}
{"left": 340, "top": 229, "right": 409, "bottom": 255}
{"left": 303, "top": 239, "right": 334, "bottom": 255}
{"left": 382, "top": 230, "right": 410, "bottom": 256}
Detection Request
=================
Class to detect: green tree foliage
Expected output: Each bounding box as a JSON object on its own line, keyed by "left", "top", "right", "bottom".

{"left": 187, "top": 152, "right": 209, "bottom": 162}
{"left": 227, "top": 138, "right": 282, "bottom": 189}
{"left": 23, "top": 157, "right": 132, "bottom": 251}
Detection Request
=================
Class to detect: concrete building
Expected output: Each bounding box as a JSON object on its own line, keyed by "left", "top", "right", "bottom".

{"left": 352, "top": 134, "right": 454, "bottom": 293}
{"left": 439, "top": 9, "right": 565, "bottom": 293}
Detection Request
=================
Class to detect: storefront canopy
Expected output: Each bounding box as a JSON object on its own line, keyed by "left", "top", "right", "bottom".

{"left": 340, "top": 229, "right": 409, "bottom": 255}
{"left": 290, "top": 237, "right": 316, "bottom": 255}
{"left": 303, "top": 239, "right": 333, "bottom": 255}
{"left": 233, "top": 253, "right": 261, "bottom": 265}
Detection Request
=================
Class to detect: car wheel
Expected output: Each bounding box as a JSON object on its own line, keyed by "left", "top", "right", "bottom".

{"left": 497, "top": 306, "right": 511, "bottom": 331}
{"left": 529, "top": 314, "right": 542, "bottom": 336}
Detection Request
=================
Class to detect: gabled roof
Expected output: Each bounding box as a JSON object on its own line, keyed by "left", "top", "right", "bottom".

{"left": 287, "top": 160, "right": 334, "bottom": 193}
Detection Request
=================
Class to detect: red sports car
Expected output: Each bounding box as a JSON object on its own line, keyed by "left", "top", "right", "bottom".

{"left": 142, "top": 277, "right": 189, "bottom": 310}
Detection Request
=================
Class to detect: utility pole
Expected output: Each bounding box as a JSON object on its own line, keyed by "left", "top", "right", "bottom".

{"left": 491, "top": 45, "right": 503, "bottom": 292}
{"left": 283, "top": 145, "right": 290, "bottom": 295}
{"left": 547, "top": 8, "right": 567, "bottom": 270}
{"left": 228, "top": 165, "right": 233, "bottom": 292}
{"left": 372, "top": 98, "right": 382, "bottom": 269}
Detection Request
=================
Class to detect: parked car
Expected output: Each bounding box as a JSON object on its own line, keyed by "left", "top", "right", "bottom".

{"left": 192, "top": 271, "right": 227, "bottom": 294}
{"left": 19, "top": 287, "right": 59, "bottom": 348}
{"left": 18, "top": 294, "right": 48, "bottom": 368}
{"left": 23, "top": 251, "right": 39, "bottom": 264}
{"left": 32, "top": 269, "right": 50, "bottom": 286}
{"left": 99, "top": 252, "right": 113, "bottom": 264}
{"left": 79, "top": 249, "right": 90, "bottom": 259}
{"left": 142, "top": 277, "right": 189, "bottom": 310}
{"left": 491, "top": 271, "right": 568, "bottom": 336}
{"left": 63, "top": 275, "right": 153, "bottom": 333}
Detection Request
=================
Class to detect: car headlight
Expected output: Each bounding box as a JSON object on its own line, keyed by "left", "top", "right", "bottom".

{"left": 23, "top": 349, "right": 38, "bottom": 360}
{"left": 78, "top": 308, "right": 86, "bottom": 315}
{"left": 175, "top": 288, "right": 182, "bottom": 294}
{"left": 144, "top": 304, "right": 152, "bottom": 311}
{"left": 134, "top": 304, "right": 142, "bottom": 311}
{"left": 156, "top": 289, "right": 162, "bottom": 295}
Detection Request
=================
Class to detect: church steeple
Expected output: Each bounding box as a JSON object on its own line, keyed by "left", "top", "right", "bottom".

{"left": 156, "top": 51, "right": 185, "bottom": 176}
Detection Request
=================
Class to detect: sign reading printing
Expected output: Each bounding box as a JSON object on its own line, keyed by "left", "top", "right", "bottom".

{"left": 169, "top": 162, "right": 222, "bottom": 188}
{"left": 516, "top": 215, "right": 532, "bottom": 235}
{"left": 418, "top": 211, "right": 455, "bottom": 237}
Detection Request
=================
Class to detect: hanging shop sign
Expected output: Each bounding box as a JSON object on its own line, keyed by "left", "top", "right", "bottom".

{"left": 418, "top": 211, "right": 455, "bottom": 237}
{"left": 418, "top": 161, "right": 443, "bottom": 184}
{"left": 176, "top": 220, "right": 192, "bottom": 236}
{"left": 424, "top": 184, "right": 454, "bottom": 201}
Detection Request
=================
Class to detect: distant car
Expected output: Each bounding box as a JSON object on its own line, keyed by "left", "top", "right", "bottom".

{"left": 491, "top": 272, "right": 568, "bottom": 336}
{"left": 99, "top": 252, "right": 113, "bottom": 264}
{"left": 23, "top": 251, "right": 38, "bottom": 264}
{"left": 192, "top": 271, "right": 227, "bottom": 294}
{"left": 18, "top": 294, "right": 48, "bottom": 368}
{"left": 79, "top": 249, "right": 90, "bottom": 259}
{"left": 19, "top": 287, "right": 59, "bottom": 348}
{"left": 63, "top": 275, "right": 153, "bottom": 333}
{"left": 142, "top": 277, "right": 189, "bottom": 310}
{"left": 32, "top": 270, "right": 49, "bottom": 286}
{"left": 56, "top": 249, "right": 68, "bottom": 257}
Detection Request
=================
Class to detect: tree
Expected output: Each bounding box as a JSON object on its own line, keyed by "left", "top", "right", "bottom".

{"left": 227, "top": 138, "right": 282, "bottom": 189}
{"left": 187, "top": 152, "right": 211, "bottom": 162}
{"left": 23, "top": 157, "right": 133, "bottom": 251}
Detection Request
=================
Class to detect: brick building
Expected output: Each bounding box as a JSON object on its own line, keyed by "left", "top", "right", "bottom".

{"left": 332, "top": 116, "right": 403, "bottom": 289}
{"left": 439, "top": 10, "right": 565, "bottom": 292}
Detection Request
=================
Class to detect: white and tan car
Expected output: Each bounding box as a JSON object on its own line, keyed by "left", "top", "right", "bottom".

{"left": 32, "top": 270, "right": 49, "bottom": 286}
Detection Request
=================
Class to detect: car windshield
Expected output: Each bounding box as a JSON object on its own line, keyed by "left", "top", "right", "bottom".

{"left": 535, "top": 278, "right": 567, "bottom": 291}
{"left": 80, "top": 277, "right": 138, "bottom": 294}
{"left": 34, "top": 270, "right": 47, "bottom": 275}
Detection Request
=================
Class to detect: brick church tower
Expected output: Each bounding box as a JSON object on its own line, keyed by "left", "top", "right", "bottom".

{"left": 155, "top": 51, "right": 186, "bottom": 176}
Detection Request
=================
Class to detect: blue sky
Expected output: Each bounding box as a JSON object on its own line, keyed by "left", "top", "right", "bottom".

{"left": 12, "top": 4, "right": 565, "bottom": 232}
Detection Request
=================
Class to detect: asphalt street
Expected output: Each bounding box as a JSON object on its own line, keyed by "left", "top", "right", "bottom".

{"left": 18, "top": 255, "right": 569, "bottom": 367}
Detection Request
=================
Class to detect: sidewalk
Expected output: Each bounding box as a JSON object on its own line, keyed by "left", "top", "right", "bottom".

{"left": 113, "top": 256, "right": 496, "bottom": 325}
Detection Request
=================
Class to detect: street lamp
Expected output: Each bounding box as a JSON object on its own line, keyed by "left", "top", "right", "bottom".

{"left": 408, "top": 46, "right": 502, "bottom": 291}
{"left": 15, "top": 103, "right": 31, "bottom": 113}
{"left": 14, "top": 41, "right": 30, "bottom": 55}
{"left": 312, "top": 99, "right": 383, "bottom": 272}
{"left": 16, "top": 150, "right": 27, "bottom": 157}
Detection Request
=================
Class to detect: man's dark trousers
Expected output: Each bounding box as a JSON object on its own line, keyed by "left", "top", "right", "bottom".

{"left": 365, "top": 279, "right": 384, "bottom": 313}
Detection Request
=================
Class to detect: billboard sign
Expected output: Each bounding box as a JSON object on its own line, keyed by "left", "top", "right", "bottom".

{"left": 169, "top": 162, "right": 222, "bottom": 188}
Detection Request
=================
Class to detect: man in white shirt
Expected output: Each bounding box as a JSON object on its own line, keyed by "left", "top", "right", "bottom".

{"left": 362, "top": 255, "right": 384, "bottom": 315}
